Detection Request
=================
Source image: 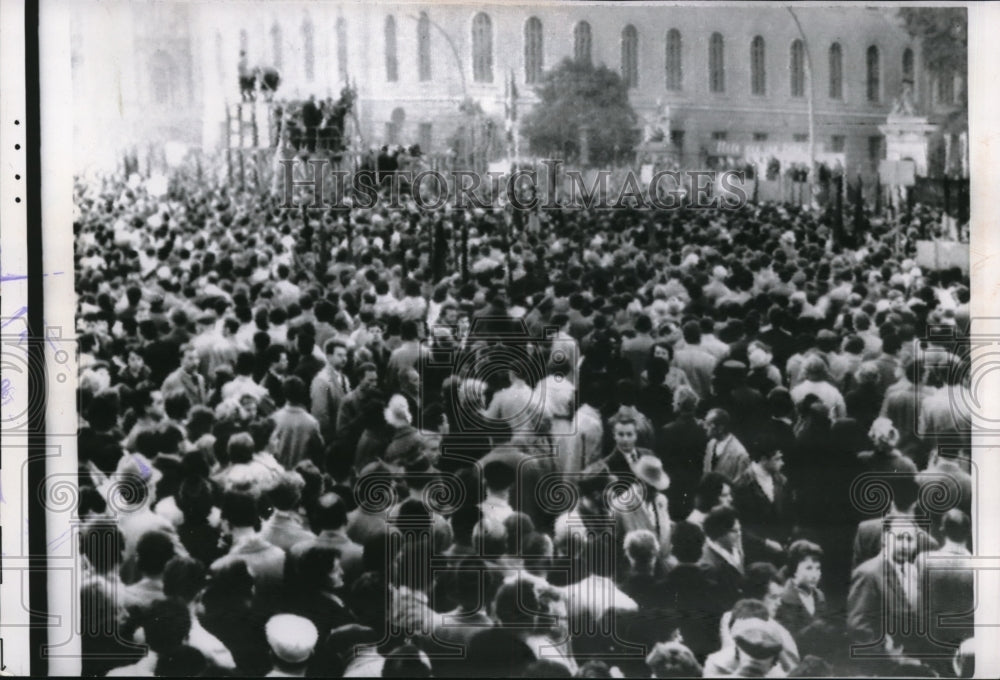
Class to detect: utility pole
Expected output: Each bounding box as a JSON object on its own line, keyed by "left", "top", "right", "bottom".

{"left": 787, "top": 8, "right": 817, "bottom": 208}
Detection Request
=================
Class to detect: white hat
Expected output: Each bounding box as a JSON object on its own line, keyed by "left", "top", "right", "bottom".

{"left": 266, "top": 614, "right": 318, "bottom": 665}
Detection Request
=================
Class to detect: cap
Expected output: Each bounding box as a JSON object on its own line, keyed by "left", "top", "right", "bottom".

{"left": 732, "top": 618, "right": 784, "bottom": 660}
{"left": 265, "top": 614, "right": 318, "bottom": 665}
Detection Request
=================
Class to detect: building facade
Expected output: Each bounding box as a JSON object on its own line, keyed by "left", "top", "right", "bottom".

{"left": 71, "top": 2, "right": 965, "bottom": 180}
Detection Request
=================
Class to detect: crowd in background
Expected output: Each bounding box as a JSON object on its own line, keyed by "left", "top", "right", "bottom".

{"left": 74, "top": 166, "right": 974, "bottom": 678}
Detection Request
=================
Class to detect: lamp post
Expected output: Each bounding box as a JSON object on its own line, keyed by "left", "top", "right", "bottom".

{"left": 787, "top": 8, "right": 817, "bottom": 207}
{"left": 408, "top": 14, "right": 467, "bottom": 99}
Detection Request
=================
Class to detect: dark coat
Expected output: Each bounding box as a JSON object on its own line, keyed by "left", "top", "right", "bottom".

{"left": 698, "top": 542, "right": 745, "bottom": 615}
{"left": 658, "top": 414, "right": 708, "bottom": 520}
{"left": 775, "top": 580, "right": 827, "bottom": 640}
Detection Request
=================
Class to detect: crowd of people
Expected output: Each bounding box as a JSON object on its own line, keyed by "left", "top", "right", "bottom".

{"left": 74, "top": 161, "right": 974, "bottom": 678}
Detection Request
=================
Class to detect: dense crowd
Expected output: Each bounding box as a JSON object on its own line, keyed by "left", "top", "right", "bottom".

{"left": 74, "top": 164, "right": 974, "bottom": 678}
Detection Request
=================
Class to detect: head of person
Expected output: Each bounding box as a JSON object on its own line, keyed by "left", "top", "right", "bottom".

{"left": 140, "top": 597, "right": 192, "bottom": 656}
{"left": 355, "top": 362, "right": 378, "bottom": 392}
{"left": 311, "top": 492, "right": 349, "bottom": 533}
{"left": 670, "top": 520, "right": 706, "bottom": 564}
{"left": 645, "top": 641, "right": 703, "bottom": 678}
{"left": 750, "top": 443, "right": 784, "bottom": 477}
{"left": 731, "top": 617, "right": 784, "bottom": 674}
{"left": 747, "top": 340, "right": 774, "bottom": 370}
{"left": 297, "top": 544, "right": 345, "bottom": 593}
{"left": 703, "top": 506, "right": 741, "bottom": 553}
{"left": 941, "top": 509, "right": 971, "bottom": 547}
{"left": 682, "top": 320, "right": 702, "bottom": 345}
{"left": 181, "top": 345, "right": 200, "bottom": 373}
{"left": 221, "top": 490, "right": 261, "bottom": 533}
{"left": 743, "top": 562, "right": 784, "bottom": 618}
{"left": 163, "top": 555, "right": 207, "bottom": 604}
{"left": 136, "top": 530, "right": 176, "bottom": 579}
{"left": 882, "top": 516, "right": 922, "bottom": 564}
{"left": 695, "top": 472, "right": 734, "bottom": 513}
{"left": 612, "top": 416, "right": 638, "bottom": 454}
{"left": 226, "top": 431, "right": 256, "bottom": 465}
{"left": 266, "top": 614, "right": 319, "bottom": 670}
{"left": 624, "top": 529, "right": 660, "bottom": 573}
{"left": 868, "top": 417, "right": 900, "bottom": 452}
{"left": 786, "top": 539, "right": 824, "bottom": 590}
{"left": 282, "top": 375, "right": 309, "bottom": 407}
{"left": 672, "top": 385, "right": 698, "bottom": 416}
{"left": 705, "top": 408, "right": 731, "bottom": 440}
{"left": 324, "top": 338, "right": 349, "bottom": 370}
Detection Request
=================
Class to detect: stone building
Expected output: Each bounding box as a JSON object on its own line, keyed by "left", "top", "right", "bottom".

{"left": 71, "top": 2, "right": 965, "bottom": 181}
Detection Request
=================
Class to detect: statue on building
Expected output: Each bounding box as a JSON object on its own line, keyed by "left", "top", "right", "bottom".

{"left": 890, "top": 80, "right": 918, "bottom": 117}
{"left": 643, "top": 99, "right": 672, "bottom": 144}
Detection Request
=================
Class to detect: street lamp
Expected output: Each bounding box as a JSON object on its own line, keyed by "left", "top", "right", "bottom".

{"left": 407, "top": 14, "right": 467, "bottom": 99}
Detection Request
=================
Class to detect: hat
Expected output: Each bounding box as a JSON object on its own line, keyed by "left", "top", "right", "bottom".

{"left": 265, "top": 614, "right": 318, "bottom": 665}
{"left": 632, "top": 455, "right": 670, "bottom": 491}
{"left": 732, "top": 618, "right": 784, "bottom": 660}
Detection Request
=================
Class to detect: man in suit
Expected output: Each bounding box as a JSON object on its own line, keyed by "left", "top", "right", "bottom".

{"left": 917, "top": 509, "right": 973, "bottom": 653}
{"left": 848, "top": 516, "right": 926, "bottom": 652}
{"left": 852, "top": 474, "right": 939, "bottom": 570}
{"left": 310, "top": 338, "right": 350, "bottom": 445}
{"left": 334, "top": 362, "right": 381, "bottom": 457}
{"left": 698, "top": 506, "right": 745, "bottom": 615}
{"left": 598, "top": 417, "right": 655, "bottom": 479}
{"left": 733, "top": 444, "right": 788, "bottom": 566}
{"left": 703, "top": 408, "right": 751, "bottom": 484}
{"left": 161, "top": 345, "right": 208, "bottom": 407}
{"left": 658, "top": 386, "right": 708, "bottom": 521}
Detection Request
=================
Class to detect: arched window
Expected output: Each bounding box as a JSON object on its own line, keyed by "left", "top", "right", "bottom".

{"left": 337, "top": 18, "right": 348, "bottom": 82}
{"left": 750, "top": 36, "right": 765, "bottom": 95}
{"left": 829, "top": 43, "right": 842, "bottom": 99}
{"left": 302, "top": 20, "right": 314, "bottom": 82}
{"left": 418, "top": 12, "right": 432, "bottom": 81}
{"left": 270, "top": 23, "right": 282, "bottom": 70}
{"left": 574, "top": 21, "right": 592, "bottom": 65}
{"left": 149, "top": 50, "right": 177, "bottom": 105}
{"left": 665, "top": 29, "right": 682, "bottom": 91}
{"left": 384, "top": 16, "right": 398, "bottom": 82}
{"left": 524, "top": 17, "right": 543, "bottom": 84}
{"left": 903, "top": 47, "right": 914, "bottom": 82}
{"left": 472, "top": 12, "right": 493, "bottom": 83}
{"left": 621, "top": 25, "right": 638, "bottom": 88}
{"left": 866, "top": 45, "right": 880, "bottom": 102}
{"left": 709, "top": 32, "right": 724, "bottom": 93}
{"left": 790, "top": 39, "right": 805, "bottom": 97}
{"left": 387, "top": 107, "right": 406, "bottom": 145}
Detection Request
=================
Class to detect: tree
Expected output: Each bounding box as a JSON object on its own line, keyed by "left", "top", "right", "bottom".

{"left": 897, "top": 8, "right": 967, "bottom": 177}
{"left": 897, "top": 8, "right": 966, "bottom": 79}
{"left": 520, "top": 58, "right": 638, "bottom": 165}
